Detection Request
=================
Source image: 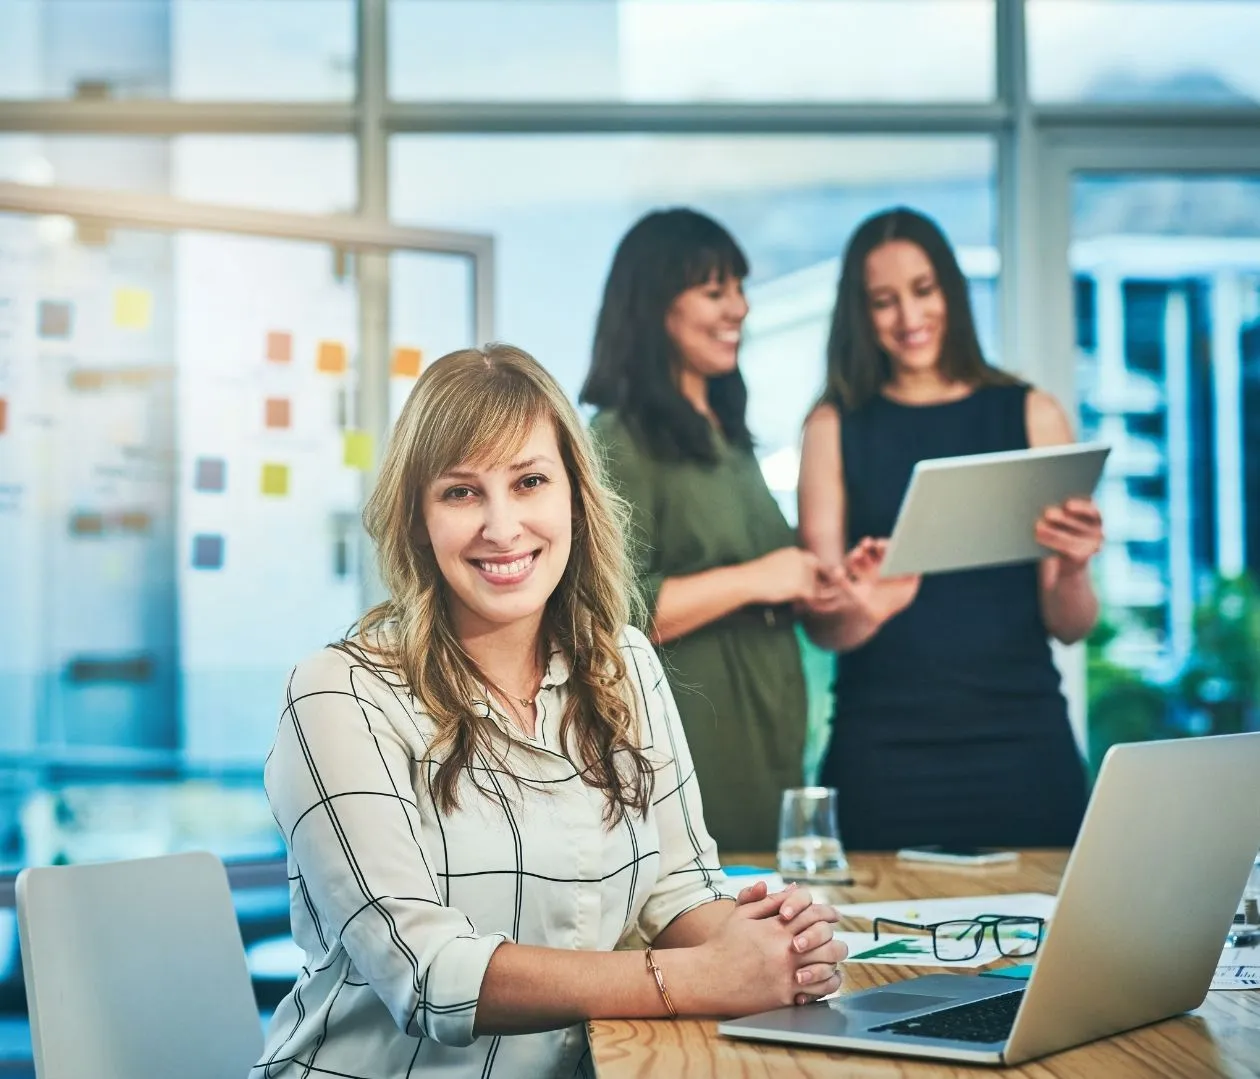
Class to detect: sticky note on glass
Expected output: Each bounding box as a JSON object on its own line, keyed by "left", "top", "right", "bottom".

{"left": 265, "top": 398, "right": 291, "bottom": 429}
{"left": 266, "top": 331, "right": 292, "bottom": 364}
{"left": 343, "top": 430, "right": 374, "bottom": 471}
{"left": 114, "top": 287, "right": 152, "bottom": 330}
{"left": 194, "top": 457, "right": 226, "bottom": 493}
{"left": 260, "top": 462, "right": 289, "bottom": 497}
{"left": 316, "top": 340, "right": 348, "bottom": 374}
{"left": 38, "top": 299, "right": 73, "bottom": 339}
{"left": 391, "top": 346, "right": 423, "bottom": 378}
{"left": 192, "top": 533, "right": 225, "bottom": 570}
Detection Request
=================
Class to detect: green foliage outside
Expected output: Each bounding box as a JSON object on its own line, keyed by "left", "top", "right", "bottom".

{"left": 1087, "top": 571, "right": 1260, "bottom": 777}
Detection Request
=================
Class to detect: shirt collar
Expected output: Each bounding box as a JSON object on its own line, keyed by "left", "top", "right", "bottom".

{"left": 541, "top": 646, "right": 571, "bottom": 691}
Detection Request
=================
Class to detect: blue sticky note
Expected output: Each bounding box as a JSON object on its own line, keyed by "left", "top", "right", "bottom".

{"left": 192, "top": 533, "right": 224, "bottom": 570}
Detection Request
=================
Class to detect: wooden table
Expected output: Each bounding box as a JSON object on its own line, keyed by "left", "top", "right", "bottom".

{"left": 589, "top": 851, "right": 1260, "bottom": 1078}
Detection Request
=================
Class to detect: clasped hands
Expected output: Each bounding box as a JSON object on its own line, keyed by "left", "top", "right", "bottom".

{"left": 710, "top": 880, "right": 847, "bottom": 1011}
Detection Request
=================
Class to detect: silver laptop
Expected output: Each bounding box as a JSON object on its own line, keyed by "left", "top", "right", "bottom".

{"left": 719, "top": 732, "right": 1260, "bottom": 1066}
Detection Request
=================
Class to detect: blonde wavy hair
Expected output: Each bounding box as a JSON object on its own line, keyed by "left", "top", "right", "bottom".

{"left": 352, "top": 343, "right": 654, "bottom": 824}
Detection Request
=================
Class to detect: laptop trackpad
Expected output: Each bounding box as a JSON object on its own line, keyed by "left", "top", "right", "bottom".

{"left": 844, "top": 992, "right": 954, "bottom": 1014}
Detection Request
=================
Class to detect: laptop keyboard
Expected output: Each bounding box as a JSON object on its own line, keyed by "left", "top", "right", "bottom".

{"left": 869, "top": 989, "right": 1024, "bottom": 1044}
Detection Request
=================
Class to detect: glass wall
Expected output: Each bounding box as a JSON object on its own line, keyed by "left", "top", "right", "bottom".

{"left": 1072, "top": 174, "right": 1260, "bottom": 771}
{"left": 0, "top": 211, "right": 371, "bottom": 866}
{"left": 1028, "top": 0, "right": 1260, "bottom": 104}
{"left": 388, "top": 0, "right": 996, "bottom": 102}
{"left": 0, "top": 0, "right": 355, "bottom": 100}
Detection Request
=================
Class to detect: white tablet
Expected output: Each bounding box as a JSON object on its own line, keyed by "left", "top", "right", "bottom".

{"left": 879, "top": 441, "right": 1110, "bottom": 577}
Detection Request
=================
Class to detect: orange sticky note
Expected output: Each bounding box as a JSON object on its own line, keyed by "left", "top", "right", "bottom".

{"left": 265, "top": 398, "right": 291, "bottom": 429}
{"left": 391, "top": 346, "right": 423, "bottom": 378}
{"left": 0, "top": 397, "right": 7, "bottom": 435}
{"left": 316, "top": 340, "right": 348, "bottom": 374}
{"left": 343, "top": 430, "right": 374, "bottom": 471}
{"left": 260, "top": 462, "right": 289, "bottom": 496}
{"left": 266, "top": 331, "right": 292, "bottom": 364}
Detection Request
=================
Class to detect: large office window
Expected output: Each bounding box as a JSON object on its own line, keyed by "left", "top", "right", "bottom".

{"left": 1072, "top": 174, "right": 1260, "bottom": 770}
{"left": 0, "top": 0, "right": 355, "bottom": 100}
{"left": 388, "top": 0, "right": 997, "bottom": 103}
{"left": 1028, "top": 0, "right": 1260, "bottom": 104}
{"left": 390, "top": 133, "right": 997, "bottom": 515}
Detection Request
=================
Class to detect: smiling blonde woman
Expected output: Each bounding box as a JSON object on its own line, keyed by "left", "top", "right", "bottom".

{"left": 254, "top": 344, "right": 845, "bottom": 1079}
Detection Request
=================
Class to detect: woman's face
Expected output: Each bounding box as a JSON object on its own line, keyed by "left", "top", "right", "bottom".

{"left": 864, "top": 239, "right": 948, "bottom": 375}
{"left": 423, "top": 419, "right": 573, "bottom": 638}
{"left": 664, "top": 272, "right": 749, "bottom": 380}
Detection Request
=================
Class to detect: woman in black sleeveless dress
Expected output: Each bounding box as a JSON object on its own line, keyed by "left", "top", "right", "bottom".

{"left": 797, "top": 208, "right": 1105, "bottom": 851}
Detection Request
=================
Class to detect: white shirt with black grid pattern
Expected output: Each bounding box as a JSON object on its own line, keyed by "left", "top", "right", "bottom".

{"left": 252, "top": 624, "right": 732, "bottom": 1079}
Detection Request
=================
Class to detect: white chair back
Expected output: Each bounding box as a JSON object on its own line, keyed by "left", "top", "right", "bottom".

{"left": 17, "top": 850, "right": 263, "bottom": 1079}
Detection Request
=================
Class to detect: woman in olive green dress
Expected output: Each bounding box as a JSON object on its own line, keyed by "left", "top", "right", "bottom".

{"left": 582, "top": 208, "right": 840, "bottom": 853}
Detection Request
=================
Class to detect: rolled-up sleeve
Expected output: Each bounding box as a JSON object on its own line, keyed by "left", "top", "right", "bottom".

{"left": 620, "top": 630, "right": 736, "bottom": 940}
{"left": 589, "top": 416, "right": 666, "bottom": 623}
{"left": 265, "top": 648, "right": 507, "bottom": 1047}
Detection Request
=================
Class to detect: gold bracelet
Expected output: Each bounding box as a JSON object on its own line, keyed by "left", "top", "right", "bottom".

{"left": 643, "top": 946, "right": 677, "bottom": 1018}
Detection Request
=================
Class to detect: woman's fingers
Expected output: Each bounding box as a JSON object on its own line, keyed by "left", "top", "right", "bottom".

{"left": 793, "top": 972, "right": 843, "bottom": 1004}
{"left": 1037, "top": 521, "right": 1100, "bottom": 562}
{"left": 790, "top": 918, "right": 843, "bottom": 956}
{"left": 736, "top": 887, "right": 794, "bottom": 921}
{"left": 736, "top": 880, "right": 769, "bottom": 905}
{"left": 794, "top": 961, "right": 845, "bottom": 987}
{"left": 784, "top": 900, "right": 839, "bottom": 933}
{"left": 1040, "top": 514, "right": 1099, "bottom": 541}
{"left": 1061, "top": 497, "right": 1102, "bottom": 522}
{"left": 779, "top": 886, "right": 821, "bottom": 922}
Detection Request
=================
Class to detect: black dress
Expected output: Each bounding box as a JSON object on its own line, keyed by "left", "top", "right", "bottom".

{"left": 821, "top": 384, "right": 1088, "bottom": 851}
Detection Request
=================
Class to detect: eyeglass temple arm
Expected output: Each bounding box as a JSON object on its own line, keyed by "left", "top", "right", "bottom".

{"left": 873, "top": 916, "right": 933, "bottom": 939}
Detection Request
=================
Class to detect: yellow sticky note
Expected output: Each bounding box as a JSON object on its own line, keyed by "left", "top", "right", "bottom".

{"left": 260, "top": 462, "right": 289, "bottom": 497}
{"left": 343, "top": 430, "right": 374, "bottom": 471}
{"left": 391, "top": 346, "right": 423, "bottom": 378}
{"left": 114, "top": 287, "right": 152, "bottom": 330}
{"left": 317, "top": 340, "right": 348, "bottom": 374}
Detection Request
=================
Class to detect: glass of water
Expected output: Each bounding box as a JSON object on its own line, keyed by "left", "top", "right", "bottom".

{"left": 777, "top": 786, "right": 849, "bottom": 880}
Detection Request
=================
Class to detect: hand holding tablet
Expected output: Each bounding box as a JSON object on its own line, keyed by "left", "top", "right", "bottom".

{"left": 878, "top": 442, "right": 1110, "bottom": 578}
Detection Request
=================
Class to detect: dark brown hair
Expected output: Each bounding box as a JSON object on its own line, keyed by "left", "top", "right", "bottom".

{"left": 824, "top": 206, "right": 1019, "bottom": 412}
{"left": 582, "top": 207, "right": 753, "bottom": 463}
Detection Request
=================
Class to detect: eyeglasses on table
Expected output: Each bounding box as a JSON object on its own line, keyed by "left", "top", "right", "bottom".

{"left": 871, "top": 913, "right": 1046, "bottom": 962}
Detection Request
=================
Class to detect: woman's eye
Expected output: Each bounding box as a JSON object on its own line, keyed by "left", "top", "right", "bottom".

{"left": 519, "top": 474, "right": 547, "bottom": 490}
{"left": 444, "top": 486, "right": 475, "bottom": 501}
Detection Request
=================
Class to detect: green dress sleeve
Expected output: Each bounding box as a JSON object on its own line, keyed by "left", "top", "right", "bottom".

{"left": 588, "top": 413, "right": 667, "bottom": 628}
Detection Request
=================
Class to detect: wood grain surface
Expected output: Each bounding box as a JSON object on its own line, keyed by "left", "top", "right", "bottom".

{"left": 589, "top": 851, "right": 1260, "bottom": 1078}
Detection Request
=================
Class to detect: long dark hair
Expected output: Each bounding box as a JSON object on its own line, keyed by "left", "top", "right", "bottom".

{"left": 581, "top": 208, "right": 753, "bottom": 463}
{"left": 824, "top": 206, "right": 1018, "bottom": 413}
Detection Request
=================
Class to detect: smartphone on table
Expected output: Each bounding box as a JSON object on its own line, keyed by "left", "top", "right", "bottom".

{"left": 896, "top": 845, "right": 1019, "bottom": 867}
